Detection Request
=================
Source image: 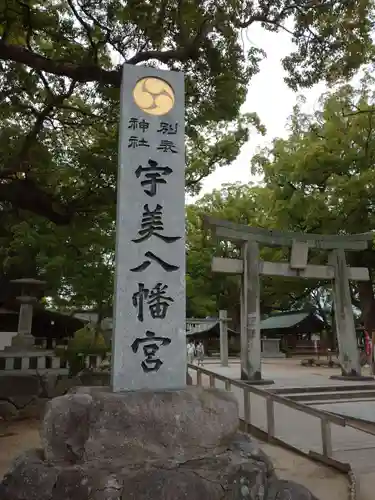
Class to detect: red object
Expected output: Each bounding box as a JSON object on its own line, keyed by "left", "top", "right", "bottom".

{"left": 364, "top": 330, "right": 372, "bottom": 357}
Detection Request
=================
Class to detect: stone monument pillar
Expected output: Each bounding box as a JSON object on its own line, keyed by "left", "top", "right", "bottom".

{"left": 112, "top": 65, "right": 186, "bottom": 391}
{"left": 0, "top": 65, "right": 319, "bottom": 500}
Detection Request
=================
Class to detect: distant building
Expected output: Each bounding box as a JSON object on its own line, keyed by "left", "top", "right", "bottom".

{"left": 260, "top": 309, "right": 326, "bottom": 339}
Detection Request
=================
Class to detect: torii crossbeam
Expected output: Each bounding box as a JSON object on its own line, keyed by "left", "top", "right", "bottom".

{"left": 204, "top": 216, "right": 374, "bottom": 382}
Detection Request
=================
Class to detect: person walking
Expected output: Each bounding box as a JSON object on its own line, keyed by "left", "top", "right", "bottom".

{"left": 196, "top": 340, "right": 205, "bottom": 366}
{"left": 187, "top": 341, "right": 195, "bottom": 365}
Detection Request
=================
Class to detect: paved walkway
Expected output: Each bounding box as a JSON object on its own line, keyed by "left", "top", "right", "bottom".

{"left": 189, "top": 359, "right": 375, "bottom": 499}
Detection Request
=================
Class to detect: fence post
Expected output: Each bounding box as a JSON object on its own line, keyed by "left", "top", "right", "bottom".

{"left": 209, "top": 374, "right": 215, "bottom": 388}
{"left": 321, "top": 417, "right": 332, "bottom": 457}
{"left": 5, "top": 357, "right": 14, "bottom": 370}
{"left": 197, "top": 370, "right": 202, "bottom": 386}
{"left": 243, "top": 389, "right": 251, "bottom": 425}
{"left": 219, "top": 309, "right": 229, "bottom": 367}
{"left": 266, "top": 396, "right": 275, "bottom": 440}
{"left": 225, "top": 379, "right": 231, "bottom": 391}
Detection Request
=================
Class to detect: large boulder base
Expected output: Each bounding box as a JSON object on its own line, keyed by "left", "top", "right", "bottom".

{"left": 0, "top": 386, "right": 320, "bottom": 500}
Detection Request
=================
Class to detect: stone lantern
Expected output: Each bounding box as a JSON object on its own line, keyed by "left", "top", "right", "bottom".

{"left": 7, "top": 278, "right": 46, "bottom": 351}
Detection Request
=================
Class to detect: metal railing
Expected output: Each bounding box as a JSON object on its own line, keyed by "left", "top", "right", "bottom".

{"left": 188, "top": 364, "right": 375, "bottom": 470}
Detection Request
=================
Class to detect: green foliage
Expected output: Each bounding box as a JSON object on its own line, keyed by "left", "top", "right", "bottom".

{"left": 252, "top": 76, "right": 375, "bottom": 237}
{"left": 55, "top": 325, "right": 109, "bottom": 376}
{"left": 251, "top": 76, "right": 375, "bottom": 327}
{"left": 186, "top": 183, "right": 312, "bottom": 324}
{"left": 0, "top": 0, "right": 374, "bottom": 312}
{"left": 0, "top": 0, "right": 372, "bottom": 221}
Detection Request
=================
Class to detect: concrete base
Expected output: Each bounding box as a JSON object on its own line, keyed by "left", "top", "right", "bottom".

{"left": 330, "top": 375, "right": 374, "bottom": 381}
{"left": 261, "top": 353, "right": 286, "bottom": 359}
{"left": 239, "top": 379, "right": 275, "bottom": 386}
{"left": 4, "top": 334, "right": 35, "bottom": 351}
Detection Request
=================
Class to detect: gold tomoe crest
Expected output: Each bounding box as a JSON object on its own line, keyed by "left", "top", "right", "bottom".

{"left": 133, "top": 77, "right": 175, "bottom": 116}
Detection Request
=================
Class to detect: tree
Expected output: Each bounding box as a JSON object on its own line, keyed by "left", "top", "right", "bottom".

{"left": 186, "top": 183, "right": 314, "bottom": 326}
{"left": 0, "top": 205, "right": 115, "bottom": 314}
{"left": 0, "top": 0, "right": 372, "bottom": 222}
{"left": 251, "top": 77, "right": 375, "bottom": 330}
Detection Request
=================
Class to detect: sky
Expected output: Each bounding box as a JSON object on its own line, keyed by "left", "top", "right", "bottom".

{"left": 199, "top": 25, "right": 328, "bottom": 196}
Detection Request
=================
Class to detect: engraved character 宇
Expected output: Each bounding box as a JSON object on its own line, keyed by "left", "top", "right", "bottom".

{"left": 135, "top": 159, "right": 172, "bottom": 197}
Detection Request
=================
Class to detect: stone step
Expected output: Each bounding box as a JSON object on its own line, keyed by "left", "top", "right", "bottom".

{"left": 269, "top": 384, "right": 375, "bottom": 395}
{"left": 305, "top": 397, "right": 375, "bottom": 406}
{"left": 287, "top": 390, "right": 375, "bottom": 402}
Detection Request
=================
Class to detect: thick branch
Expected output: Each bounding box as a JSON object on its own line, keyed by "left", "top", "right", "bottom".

{"left": 0, "top": 81, "right": 77, "bottom": 178}
{"left": 0, "top": 35, "right": 205, "bottom": 86}
{"left": 0, "top": 41, "right": 121, "bottom": 85}
{"left": 0, "top": 179, "right": 72, "bottom": 225}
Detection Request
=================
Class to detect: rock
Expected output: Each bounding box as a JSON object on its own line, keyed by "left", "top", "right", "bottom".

{"left": 41, "top": 393, "right": 92, "bottom": 464}
{"left": 118, "top": 468, "right": 223, "bottom": 500}
{"left": 78, "top": 371, "right": 110, "bottom": 387}
{"left": 51, "top": 467, "right": 90, "bottom": 500}
{"left": 18, "top": 398, "right": 48, "bottom": 420}
{"left": 266, "top": 479, "right": 319, "bottom": 499}
{"left": 0, "top": 433, "right": 274, "bottom": 500}
{"left": 0, "top": 375, "right": 40, "bottom": 399}
{"left": 0, "top": 400, "right": 19, "bottom": 420}
{"left": 47, "top": 375, "right": 81, "bottom": 398}
{"left": 42, "top": 387, "right": 239, "bottom": 465}
{"left": 1, "top": 449, "right": 58, "bottom": 500}
{"left": 1, "top": 387, "right": 320, "bottom": 500}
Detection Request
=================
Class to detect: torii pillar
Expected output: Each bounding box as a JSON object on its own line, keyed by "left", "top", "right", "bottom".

{"left": 204, "top": 216, "right": 374, "bottom": 382}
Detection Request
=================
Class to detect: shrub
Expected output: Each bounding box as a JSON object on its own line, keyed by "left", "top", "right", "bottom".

{"left": 55, "top": 325, "right": 109, "bottom": 377}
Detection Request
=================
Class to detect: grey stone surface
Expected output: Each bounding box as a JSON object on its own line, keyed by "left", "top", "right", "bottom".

{"left": 329, "top": 249, "right": 361, "bottom": 376}
{"left": 0, "top": 387, "right": 319, "bottom": 500}
{"left": 0, "top": 400, "right": 18, "bottom": 419}
{"left": 42, "top": 386, "right": 239, "bottom": 464}
{"left": 0, "top": 375, "right": 40, "bottom": 399}
{"left": 266, "top": 479, "right": 319, "bottom": 499}
{"left": 0, "top": 435, "right": 320, "bottom": 500}
{"left": 113, "top": 64, "right": 186, "bottom": 391}
{"left": 41, "top": 392, "right": 92, "bottom": 464}
{"left": 0, "top": 372, "right": 113, "bottom": 421}
{"left": 262, "top": 339, "right": 285, "bottom": 358}
{"left": 1, "top": 434, "right": 275, "bottom": 500}
{"left": 0, "top": 449, "right": 58, "bottom": 500}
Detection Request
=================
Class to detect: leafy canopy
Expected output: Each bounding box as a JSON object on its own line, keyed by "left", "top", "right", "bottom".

{"left": 0, "top": 0, "right": 372, "bottom": 221}
{"left": 252, "top": 76, "right": 375, "bottom": 327}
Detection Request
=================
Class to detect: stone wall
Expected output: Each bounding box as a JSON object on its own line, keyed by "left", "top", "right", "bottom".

{"left": 0, "top": 371, "right": 110, "bottom": 421}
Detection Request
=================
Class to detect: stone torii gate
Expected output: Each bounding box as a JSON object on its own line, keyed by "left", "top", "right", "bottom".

{"left": 204, "top": 216, "right": 374, "bottom": 382}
